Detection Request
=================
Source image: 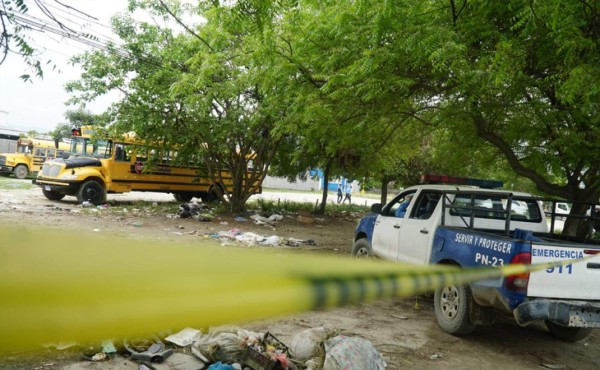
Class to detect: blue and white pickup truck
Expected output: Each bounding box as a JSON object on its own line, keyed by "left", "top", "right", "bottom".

{"left": 352, "top": 177, "right": 600, "bottom": 341}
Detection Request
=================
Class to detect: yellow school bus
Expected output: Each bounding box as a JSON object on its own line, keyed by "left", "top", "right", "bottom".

{"left": 0, "top": 137, "right": 70, "bottom": 179}
{"left": 34, "top": 126, "right": 261, "bottom": 204}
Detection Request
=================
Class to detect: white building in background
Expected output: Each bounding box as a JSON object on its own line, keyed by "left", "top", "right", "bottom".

{"left": 263, "top": 170, "right": 358, "bottom": 193}
{"left": 262, "top": 174, "right": 322, "bottom": 191}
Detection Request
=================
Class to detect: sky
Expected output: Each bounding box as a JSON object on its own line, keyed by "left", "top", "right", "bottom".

{"left": 0, "top": 0, "right": 131, "bottom": 134}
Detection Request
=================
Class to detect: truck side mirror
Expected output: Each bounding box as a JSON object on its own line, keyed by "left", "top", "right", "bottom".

{"left": 371, "top": 203, "right": 382, "bottom": 214}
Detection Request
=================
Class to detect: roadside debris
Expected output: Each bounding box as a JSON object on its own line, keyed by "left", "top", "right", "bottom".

{"left": 322, "top": 335, "right": 386, "bottom": 370}
{"left": 124, "top": 337, "right": 173, "bottom": 363}
{"left": 165, "top": 327, "right": 202, "bottom": 347}
{"left": 171, "top": 202, "right": 216, "bottom": 221}
{"left": 203, "top": 229, "right": 316, "bottom": 248}
{"left": 250, "top": 214, "right": 284, "bottom": 226}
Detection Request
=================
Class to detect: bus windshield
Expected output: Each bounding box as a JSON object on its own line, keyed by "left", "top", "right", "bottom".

{"left": 70, "top": 137, "right": 111, "bottom": 158}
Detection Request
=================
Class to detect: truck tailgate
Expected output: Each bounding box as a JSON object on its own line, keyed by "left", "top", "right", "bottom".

{"left": 528, "top": 243, "right": 600, "bottom": 299}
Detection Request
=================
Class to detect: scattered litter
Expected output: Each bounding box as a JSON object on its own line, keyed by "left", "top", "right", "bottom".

{"left": 133, "top": 221, "right": 143, "bottom": 227}
{"left": 91, "top": 353, "right": 108, "bottom": 362}
{"left": 234, "top": 216, "right": 248, "bottom": 222}
{"left": 93, "top": 229, "right": 100, "bottom": 232}
{"left": 541, "top": 362, "right": 566, "bottom": 369}
{"left": 284, "top": 238, "right": 316, "bottom": 247}
{"left": 241, "top": 332, "right": 289, "bottom": 370}
{"left": 97, "top": 204, "right": 109, "bottom": 209}
{"left": 290, "top": 326, "right": 333, "bottom": 362}
{"left": 250, "top": 214, "right": 284, "bottom": 226}
{"left": 391, "top": 315, "right": 408, "bottom": 320}
{"left": 235, "top": 232, "right": 281, "bottom": 246}
{"left": 192, "top": 327, "right": 262, "bottom": 364}
{"left": 208, "top": 362, "right": 243, "bottom": 370}
{"left": 81, "top": 201, "right": 92, "bottom": 208}
{"left": 323, "top": 335, "right": 385, "bottom": 370}
{"left": 430, "top": 352, "right": 442, "bottom": 360}
{"left": 179, "top": 203, "right": 208, "bottom": 219}
{"left": 220, "top": 221, "right": 229, "bottom": 225}
{"left": 165, "top": 327, "right": 202, "bottom": 347}
{"left": 101, "top": 340, "right": 117, "bottom": 353}
{"left": 124, "top": 337, "right": 173, "bottom": 363}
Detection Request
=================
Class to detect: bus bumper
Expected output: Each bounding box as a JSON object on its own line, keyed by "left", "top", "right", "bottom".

{"left": 35, "top": 179, "right": 80, "bottom": 193}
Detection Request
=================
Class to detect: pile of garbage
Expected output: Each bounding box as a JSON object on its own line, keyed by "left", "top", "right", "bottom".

{"left": 186, "top": 325, "right": 385, "bottom": 370}
{"left": 178, "top": 202, "right": 215, "bottom": 221}
{"left": 65, "top": 326, "right": 386, "bottom": 370}
{"left": 203, "top": 229, "right": 316, "bottom": 248}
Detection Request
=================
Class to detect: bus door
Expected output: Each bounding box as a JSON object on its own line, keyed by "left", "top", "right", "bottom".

{"left": 32, "top": 147, "right": 48, "bottom": 171}
{"left": 108, "top": 142, "right": 135, "bottom": 192}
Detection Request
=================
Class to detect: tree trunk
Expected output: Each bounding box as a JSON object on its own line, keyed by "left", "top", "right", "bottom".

{"left": 561, "top": 203, "right": 596, "bottom": 241}
{"left": 317, "top": 161, "right": 332, "bottom": 215}
{"left": 380, "top": 176, "right": 391, "bottom": 204}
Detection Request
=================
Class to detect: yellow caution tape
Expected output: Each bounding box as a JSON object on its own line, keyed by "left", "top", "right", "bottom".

{"left": 0, "top": 226, "right": 586, "bottom": 352}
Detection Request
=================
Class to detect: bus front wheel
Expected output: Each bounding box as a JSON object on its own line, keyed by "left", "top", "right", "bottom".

{"left": 42, "top": 189, "right": 66, "bottom": 201}
{"left": 14, "top": 164, "right": 29, "bottom": 179}
{"left": 77, "top": 180, "right": 106, "bottom": 205}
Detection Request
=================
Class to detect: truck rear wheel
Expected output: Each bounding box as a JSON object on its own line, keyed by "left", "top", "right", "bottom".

{"left": 434, "top": 284, "right": 476, "bottom": 335}
{"left": 545, "top": 320, "right": 592, "bottom": 342}
{"left": 42, "top": 189, "right": 66, "bottom": 201}
{"left": 351, "top": 238, "right": 372, "bottom": 258}
{"left": 77, "top": 180, "right": 106, "bottom": 205}
{"left": 14, "top": 164, "right": 29, "bottom": 179}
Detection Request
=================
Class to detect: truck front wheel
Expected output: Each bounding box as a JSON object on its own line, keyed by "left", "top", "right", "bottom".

{"left": 77, "top": 180, "right": 106, "bottom": 205}
{"left": 545, "top": 320, "right": 592, "bottom": 342}
{"left": 351, "top": 238, "right": 372, "bottom": 258}
{"left": 434, "top": 284, "right": 476, "bottom": 335}
{"left": 14, "top": 164, "right": 29, "bottom": 179}
{"left": 42, "top": 189, "right": 66, "bottom": 201}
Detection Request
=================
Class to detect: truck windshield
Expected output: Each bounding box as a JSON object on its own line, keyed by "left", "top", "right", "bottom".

{"left": 451, "top": 194, "right": 543, "bottom": 223}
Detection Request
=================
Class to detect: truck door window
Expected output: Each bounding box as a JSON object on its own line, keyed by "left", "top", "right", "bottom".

{"left": 411, "top": 192, "right": 441, "bottom": 219}
{"left": 386, "top": 192, "right": 416, "bottom": 217}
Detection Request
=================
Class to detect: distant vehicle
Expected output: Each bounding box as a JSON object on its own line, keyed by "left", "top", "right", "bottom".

{"left": 555, "top": 202, "right": 571, "bottom": 215}
{"left": 0, "top": 137, "right": 69, "bottom": 179}
{"left": 34, "top": 126, "right": 262, "bottom": 204}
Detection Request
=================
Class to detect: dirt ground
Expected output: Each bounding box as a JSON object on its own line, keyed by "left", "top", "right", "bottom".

{"left": 0, "top": 181, "right": 599, "bottom": 370}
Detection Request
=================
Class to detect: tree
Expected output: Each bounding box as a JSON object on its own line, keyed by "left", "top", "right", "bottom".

{"left": 67, "top": 1, "right": 283, "bottom": 212}
{"left": 1, "top": 0, "right": 99, "bottom": 81}
{"left": 263, "top": 1, "right": 438, "bottom": 213}
{"left": 423, "top": 1, "right": 600, "bottom": 236}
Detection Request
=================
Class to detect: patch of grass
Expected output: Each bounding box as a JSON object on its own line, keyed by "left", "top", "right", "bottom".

{"left": 0, "top": 177, "right": 36, "bottom": 190}
{"left": 247, "top": 198, "right": 370, "bottom": 215}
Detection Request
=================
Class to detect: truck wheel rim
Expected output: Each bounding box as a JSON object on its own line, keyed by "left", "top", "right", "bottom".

{"left": 440, "top": 286, "right": 459, "bottom": 320}
{"left": 356, "top": 247, "right": 369, "bottom": 257}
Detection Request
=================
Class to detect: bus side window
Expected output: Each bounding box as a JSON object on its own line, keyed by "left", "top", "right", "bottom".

{"left": 47, "top": 149, "right": 56, "bottom": 158}
{"left": 34, "top": 148, "right": 45, "bottom": 157}
{"left": 115, "top": 145, "right": 124, "bottom": 161}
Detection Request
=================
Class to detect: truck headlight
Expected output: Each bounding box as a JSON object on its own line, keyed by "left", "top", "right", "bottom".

{"left": 60, "top": 174, "right": 79, "bottom": 180}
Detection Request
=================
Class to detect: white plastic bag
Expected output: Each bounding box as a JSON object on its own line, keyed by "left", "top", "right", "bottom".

{"left": 290, "top": 326, "right": 330, "bottom": 362}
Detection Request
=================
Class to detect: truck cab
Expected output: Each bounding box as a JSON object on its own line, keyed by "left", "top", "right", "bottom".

{"left": 356, "top": 184, "right": 547, "bottom": 264}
